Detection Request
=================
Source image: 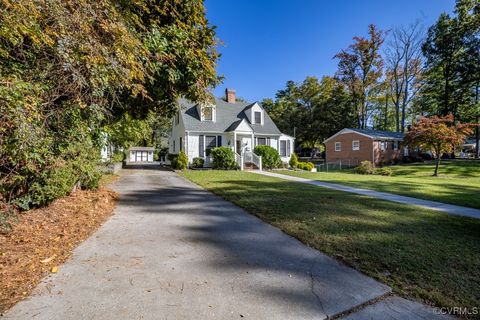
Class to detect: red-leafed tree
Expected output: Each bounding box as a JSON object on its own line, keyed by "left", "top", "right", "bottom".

{"left": 404, "top": 114, "right": 475, "bottom": 176}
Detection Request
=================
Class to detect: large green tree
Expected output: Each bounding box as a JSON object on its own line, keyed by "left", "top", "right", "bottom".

{"left": 262, "top": 77, "right": 354, "bottom": 148}
{"left": 0, "top": 0, "right": 219, "bottom": 210}
{"left": 334, "top": 24, "right": 386, "bottom": 129}
{"left": 417, "top": 0, "right": 480, "bottom": 156}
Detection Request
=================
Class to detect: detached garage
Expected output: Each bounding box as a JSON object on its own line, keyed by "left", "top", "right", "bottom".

{"left": 128, "top": 147, "right": 155, "bottom": 163}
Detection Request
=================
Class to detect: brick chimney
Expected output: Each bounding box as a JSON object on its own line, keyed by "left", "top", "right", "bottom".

{"left": 225, "top": 88, "right": 236, "bottom": 104}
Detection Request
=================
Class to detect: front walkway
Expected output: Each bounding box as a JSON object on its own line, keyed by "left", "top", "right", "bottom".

{"left": 4, "top": 169, "right": 450, "bottom": 319}
{"left": 254, "top": 171, "right": 480, "bottom": 220}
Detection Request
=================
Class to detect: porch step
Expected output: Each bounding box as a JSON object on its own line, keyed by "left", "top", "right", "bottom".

{"left": 244, "top": 162, "right": 259, "bottom": 170}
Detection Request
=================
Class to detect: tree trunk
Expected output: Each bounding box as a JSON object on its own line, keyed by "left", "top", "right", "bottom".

{"left": 433, "top": 154, "right": 441, "bottom": 177}
{"left": 476, "top": 85, "right": 479, "bottom": 159}
{"left": 384, "top": 91, "right": 389, "bottom": 130}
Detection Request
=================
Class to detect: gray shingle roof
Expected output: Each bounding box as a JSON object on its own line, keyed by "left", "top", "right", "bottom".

{"left": 348, "top": 128, "right": 405, "bottom": 140}
{"left": 179, "top": 98, "right": 282, "bottom": 135}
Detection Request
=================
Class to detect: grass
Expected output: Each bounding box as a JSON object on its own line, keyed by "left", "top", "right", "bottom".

{"left": 181, "top": 170, "right": 480, "bottom": 315}
{"left": 281, "top": 160, "right": 480, "bottom": 209}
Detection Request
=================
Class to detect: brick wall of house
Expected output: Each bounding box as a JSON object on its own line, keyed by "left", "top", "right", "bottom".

{"left": 373, "top": 141, "right": 404, "bottom": 164}
{"left": 325, "top": 132, "right": 374, "bottom": 166}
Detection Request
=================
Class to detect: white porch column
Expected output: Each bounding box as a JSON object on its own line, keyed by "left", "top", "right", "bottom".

{"left": 233, "top": 132, "right": 237, "bottom": 154}
{"left": 186, "top": 131, "right": 189, "bottom": 161}
{"left": 251, "top": 133, "right": 254, "bottom": 151}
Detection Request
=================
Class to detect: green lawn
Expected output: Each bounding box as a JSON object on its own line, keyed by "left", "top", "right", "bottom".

{"left": 181, "top": 170, "right": 480, "bottom": 314}
{"left": 280, "top": 160, "right": 480, "bottom": 209}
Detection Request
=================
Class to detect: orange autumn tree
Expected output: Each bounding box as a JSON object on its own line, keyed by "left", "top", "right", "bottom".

{"left": 404, "top": 114, "right": 474, "bottom": 176}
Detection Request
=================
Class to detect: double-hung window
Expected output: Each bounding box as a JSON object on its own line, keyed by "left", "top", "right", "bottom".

{"left": 205, "top": 136, "right": 216, "bottom": 156}
{"left": 203, "top": 107, "right": 213, "bottom": 121}
{"left": 280, "top": 140, "right": 287, "bottom": 157}
{"left": 254, "top": 111, "right": 262, "bottom": 124}
{"left": 335, "top": 142, "right": 341, "bottom": 152}
{"left": 352, "top": 140, "right": 360, "bottom": 151}
{"left": 257, "top": 137, "right": 266, "bottom": 146}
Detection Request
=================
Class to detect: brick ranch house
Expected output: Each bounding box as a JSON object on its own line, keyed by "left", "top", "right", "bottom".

{"left": 324, "top": 128, "right": 407, "bottom": 166}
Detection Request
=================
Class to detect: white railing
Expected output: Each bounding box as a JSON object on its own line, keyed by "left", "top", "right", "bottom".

{"left": 235, "top": 152, "right": 244, "bottom": 171}
{"left": 244, "top": 151, "right": 262, "bottom": 171}
{"left": 253, "top": 153, "right": 262, "bottom": 171}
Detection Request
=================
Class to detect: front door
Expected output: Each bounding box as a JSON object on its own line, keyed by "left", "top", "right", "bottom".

{"left": 236, "top": 140, "right": 241, "bottom": 154}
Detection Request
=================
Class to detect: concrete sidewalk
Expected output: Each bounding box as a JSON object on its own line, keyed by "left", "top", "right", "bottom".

{"left": 3, "top": 169, "right": 451, "bottom": 319}
{"left": 255, "top": 170, "right": 480, "bottom": 220}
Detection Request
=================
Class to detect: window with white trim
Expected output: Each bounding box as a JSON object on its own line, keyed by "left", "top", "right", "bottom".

{"left": 254, "top": 111, "right": 262, "bottom": 124}
{"left": 257, "top": 137, "right": 266, "bottom": 146}
{"left": 380, "top": 141, "right": 386, "bottom": 151}
{"left": 203, "top": 106, "right": 213, "bottom": 121}
{"left": 280, "top": 140, "right": 287, "bottom": 157}
{"left": 352, "top": 140, "right": 360, "bottom": 151}
{"left": 393, "top": 141, "right": 399, "bottom": 150}
{"left": 205, "top": 135, "right": 216, "bottom": 156}
{"left": 335, "top": 142, "right": 341, "bottom": 152}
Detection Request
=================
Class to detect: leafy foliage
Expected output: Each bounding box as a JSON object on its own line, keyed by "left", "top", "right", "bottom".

{"left": 297, "top": 162, "right": 315, "bottom": 171}
{"left": 375, "top": 167, "right": 393, "bottom": 176}
{"left": 168, "top": 152, "right": 188, "bottom": 170}
{"left": 355, "top": 161, "right": 376, "bottom": 175}
{"left": 211, "top": 147, "right": 237, "bottom": 170}
{"left": 192, "top": 157, "right": 205, "bottom": 168}
{"left": 253, "top": 146, "right": 281, "bottom": 169}
{"left": 0, "top": 0, "right": 219, "bottom": 212}
{"left": 177, "top": 151, "right": 189, "bottom": 171}
{"left": 289, "top": 153, "right": 299, "bottom": 168}
{"left": 263, "top": 76, "right": 355, "bottom": 148}
{"left": 335, "top": 24, "right": 386, "bottom": 129}
{"left": 404, "top": 114, "right": 474, "bottom": 175}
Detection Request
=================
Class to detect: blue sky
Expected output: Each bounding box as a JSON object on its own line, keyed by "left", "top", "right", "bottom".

{"left": 205, "top": 0, "right": 455, "bottom": 102}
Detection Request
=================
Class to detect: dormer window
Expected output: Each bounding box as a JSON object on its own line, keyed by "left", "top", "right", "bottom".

{"left": 199, "top": 103, "right": 215, "bottom": 121}
{"left": 204, "top": 106, "right": 213, "bottom": 121}
{"left": 254, "top": 111, "right": 262, "bottom": 124}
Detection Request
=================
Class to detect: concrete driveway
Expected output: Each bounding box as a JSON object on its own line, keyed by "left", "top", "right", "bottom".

{"left": 3, "top": 169, "right": 449, "bottom": 319}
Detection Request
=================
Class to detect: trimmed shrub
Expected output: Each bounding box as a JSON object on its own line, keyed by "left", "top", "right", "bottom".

{"left": 211, "top": 147, "right": 237, "bottom": 170}
{"left": 168, "top": 152, "right": 187, "bottom": 170}
{"left": 355, "top": 160, "right": 375, "bottom": 175}
{"left": 168, "top": 153, "right": 178, "bottom": 168}
{"left": 253, "top": 145, "right": 281, "bottom": 169}
{"left": 192, "top": 157, "right": 204, "bottom": 168}
{"left": 375, "top": 167, "right": 393, "bottom": 176}
{"left": 289, "top": 152, "right": 299, "bottom": 168}
{"left": 305, "top": 162, "right": 315, "bottom": 171}
{"left": 297, "top": 161, "right": 314, "bottom": 171}
{"left": 176, "top": 151, "right": 188, "bottom": 170}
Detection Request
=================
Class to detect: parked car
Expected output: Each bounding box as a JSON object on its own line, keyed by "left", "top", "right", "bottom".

{"left": 295, "top": 147, "right": 322, "bottom": 158}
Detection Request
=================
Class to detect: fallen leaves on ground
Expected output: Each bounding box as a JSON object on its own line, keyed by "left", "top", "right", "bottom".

{"left": 0, "top": 182, "right": 118, "bottom": 314}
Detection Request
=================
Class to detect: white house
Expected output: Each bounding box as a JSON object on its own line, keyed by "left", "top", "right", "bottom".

{"left": 169, "top": 89, "right": 295, "bottom": 169}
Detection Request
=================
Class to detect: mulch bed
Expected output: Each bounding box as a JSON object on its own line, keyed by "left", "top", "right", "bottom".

{"left": 0, "top": 182, "right": 118, "bottom": 314}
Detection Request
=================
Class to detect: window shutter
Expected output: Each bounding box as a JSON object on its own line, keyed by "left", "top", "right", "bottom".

{"left": 267, "top": 137, "right": 270, "bottom": 146}
{"left": 199, "top": 135, "right": 204, "bottom": 157}
{"left": 217, "top": 135, "right": 222, "bottom": 147}
{"left": 287, "top": 140, "right": 291, "bottom": 156}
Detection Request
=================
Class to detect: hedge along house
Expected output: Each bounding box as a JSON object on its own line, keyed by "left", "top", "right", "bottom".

{"left": 324, "top": 128, "right": 406, "bottom": 166}
{"left": 169, "top": 89, "right": 295, "bottom": 169}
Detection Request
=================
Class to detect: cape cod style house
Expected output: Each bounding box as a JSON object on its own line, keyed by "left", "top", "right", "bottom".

{"left": 169, "top": 89, "right": 295, "bottom": 169}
